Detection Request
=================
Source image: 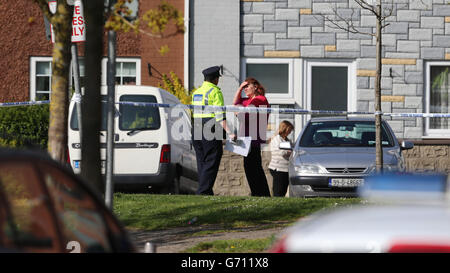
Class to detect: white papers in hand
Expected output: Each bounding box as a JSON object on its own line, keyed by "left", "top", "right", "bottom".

{"left": 224, "top": 136, "right": 252, "bottom": 157}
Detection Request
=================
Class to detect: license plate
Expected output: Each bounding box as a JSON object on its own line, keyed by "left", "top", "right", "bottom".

{"left": 73, "top": 161, "right": 106, "bottom": 170}
{"left": 329, "top": 178, "right": 364, "bottom": 187}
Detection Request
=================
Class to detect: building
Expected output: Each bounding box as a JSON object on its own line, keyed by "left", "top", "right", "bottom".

{"left": 0, "top": 0, "right": 185, "bottom": 102}
{"left": 0, "top": 0, "right": 449, "bottom": 196}
{"left": 188, "top": 0, "right": 450, "bottom": 195}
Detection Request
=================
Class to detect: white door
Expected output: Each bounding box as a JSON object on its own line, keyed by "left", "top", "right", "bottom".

{"left": 113, "top": 94, "right": 164, "bottom": 175}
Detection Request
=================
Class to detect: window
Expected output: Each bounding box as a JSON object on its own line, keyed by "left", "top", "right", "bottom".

{"left": 241, "top": 58, "right": 293, "bottom": 103}
{"left": 30, "top": 57, "right": 53, "bottom": 101}
{"left": 119, "top": 95, "right": 161, "bottom": 130}
{"left": 70, "top": 96, "right": 108, "bottom": 131}
{"left": 116, "top": 62, "right": 137, "bottom": 85}
{"left": 42, "top": 162, "right": 113, "bottom": 253}
{"left": 299, "top": 121, "right": 394, "bottom": 148}
{"left": 0, "top": 162, "right": 60, "bottom": 252}
{"left": 425, "top": 62, "right": 450, "bottom": 137}
{"left": 31, "top": 57, "right": 141, "bottom": 101}
{"left": 304, "top": 61, "right": 356, "bottom": 115}
{"left": 102, "top": 57, "right": 141, "bottom": 86}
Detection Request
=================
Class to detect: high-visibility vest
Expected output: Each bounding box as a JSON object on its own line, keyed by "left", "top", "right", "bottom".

{"left": 191, "top": 81, "right": 225, "bottom": 122}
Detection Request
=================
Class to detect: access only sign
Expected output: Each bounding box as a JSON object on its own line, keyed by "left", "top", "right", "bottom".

{"left": 49, "top": 0, "right": 85, "bottom": 43}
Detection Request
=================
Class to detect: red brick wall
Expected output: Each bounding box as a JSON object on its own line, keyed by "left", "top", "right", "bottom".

{"left": 139, "top": 0, "right": 185, "bottom": 87}
{"left": 0, "top": 0, "right": 185, "bottom": 102}
{"left": 0, "top": 1, "right": 52, "bottom": 102}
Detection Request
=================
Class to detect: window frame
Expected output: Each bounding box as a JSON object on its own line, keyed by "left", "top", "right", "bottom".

{"left": 101, "top": 57, "right": 141, "bottom": 86}
{"left": 241, "top": 58, "right": 294, "bottom": 104}
{"left": 304, "top": 60, "right": 357, "bottom": 114}
{"left": 424, "top": 61, "right": 450, "bottom": 138}
{"left": 30, "top": 56, "right": 53, "bottom": 101}
{"left": 31, "top": 57, "right": 141, "bottom": 101}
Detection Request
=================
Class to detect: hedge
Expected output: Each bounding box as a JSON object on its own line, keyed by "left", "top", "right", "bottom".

{"left": 0, "top": 104, "right": 49, "bottom": 149}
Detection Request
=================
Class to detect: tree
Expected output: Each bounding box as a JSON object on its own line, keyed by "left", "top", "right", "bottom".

{"left": 105, "top": 0, "right": 184, "bottom": 55}
{"left": 84, "top": 0, "right": 185, "bottom": 195}
{"left": 35, "top": 0, "right": 185, "bottom": 196}
{"left": 34, "top": 0, "right": 73, "bottom": 163}
{"left": 321, "top": 0, "right": 396, "bottom": 172}
{"left": 81, "top": 0, "right": 104, "bottom": 194}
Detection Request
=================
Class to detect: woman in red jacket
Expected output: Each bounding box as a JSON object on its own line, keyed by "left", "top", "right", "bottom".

{"left": 233, "top": 77, "right": 270, "bottom": 197}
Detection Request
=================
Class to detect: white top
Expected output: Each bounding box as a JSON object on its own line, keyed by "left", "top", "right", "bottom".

{"left": 268, "top": 134, "right": 292, "bottom": 172}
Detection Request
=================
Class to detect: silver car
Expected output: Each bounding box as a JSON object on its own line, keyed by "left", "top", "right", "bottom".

{"left": 270, "top": 173, "right": 450, "bottom": 253}
{"left": 288, "top": 117, "right": 414, "bottom": 197}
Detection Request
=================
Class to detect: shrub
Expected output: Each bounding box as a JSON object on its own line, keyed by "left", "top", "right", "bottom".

{"left": 159, "top": 71, "right": 193, "bottom": 105}
{"left": 0, "top": 105, "right": 49, "bottom": 149}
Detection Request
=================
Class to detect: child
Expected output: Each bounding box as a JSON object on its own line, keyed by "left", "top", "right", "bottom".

{"left": 268, "top": 121, "right": 294, "bottom": 197}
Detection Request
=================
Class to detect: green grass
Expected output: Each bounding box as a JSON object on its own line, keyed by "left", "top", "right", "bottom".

{"left": 113, "top": 193, "right": 362, "bottom": 231}
{"left": 184, "top": 236, "right": 277, "bottom": 253}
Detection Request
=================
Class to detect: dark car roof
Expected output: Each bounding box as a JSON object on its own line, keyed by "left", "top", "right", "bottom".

{"left": 309, "top": 116, "right": 377, "bottom": 122}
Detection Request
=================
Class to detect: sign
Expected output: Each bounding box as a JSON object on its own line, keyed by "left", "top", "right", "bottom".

{"left": 49, "top": 0, "right": 85, "bottom": 43}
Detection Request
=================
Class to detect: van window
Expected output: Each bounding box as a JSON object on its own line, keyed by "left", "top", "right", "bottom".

{"left": 70, "top": 96, "right": 108, "bottom": 131}
{"left": 119, "top": 95, "right": 161, "bottom": 130}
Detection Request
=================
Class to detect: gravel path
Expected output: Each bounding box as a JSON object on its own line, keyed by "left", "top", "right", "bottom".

{"left": 128, "top": 224, "right": 286, "bottom": 253}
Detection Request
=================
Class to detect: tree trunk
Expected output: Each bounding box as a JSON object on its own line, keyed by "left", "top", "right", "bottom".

{"left": 47, "top": 2, "right": 73, "bottom": 163}
{"left": 375, "top": 1, "right": 384, "bottom": 172}
{"left": 81, "top": 0, "right": 104, "bottom": 194}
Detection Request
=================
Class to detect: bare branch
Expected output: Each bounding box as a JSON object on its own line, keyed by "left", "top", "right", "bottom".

{"left": 354, "top": 0, "right": 377, "bottom": 16}
{"left": 320, "top": 5, "right": 375, "bottom": 37}
{"left": 113, "top": 11, "right": 163, "bottom": 38}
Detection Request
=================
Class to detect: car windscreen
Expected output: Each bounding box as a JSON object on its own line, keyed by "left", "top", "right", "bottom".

{"left": 119, "top": 95, "right": 161, "bottom": 131}
{"left": 70, "top": 95, "right": 108, "bottom": 131}
{"left": 299, "top": 120, "right": 394, "bottom": 147}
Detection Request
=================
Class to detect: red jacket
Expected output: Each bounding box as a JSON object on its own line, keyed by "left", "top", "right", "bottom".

{"left": 234, "top": 95, "right": 270, "bottom": 146}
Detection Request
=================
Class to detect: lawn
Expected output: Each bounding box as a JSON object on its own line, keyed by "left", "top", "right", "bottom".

{"left": 184, "top": 237, "right": 276, "bottom": 253}
{"left": 113, "top": 193, "right": 363, "bottom": 231}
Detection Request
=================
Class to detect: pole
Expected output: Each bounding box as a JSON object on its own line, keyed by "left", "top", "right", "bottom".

{"left": 71, "top": 43, "right": 83, "bottom": 143}
{"left": 105, "top": 29, "right": 116, "bottom": 209}
{"left": 375, "top": 0, "right": 383, "bottom": 172}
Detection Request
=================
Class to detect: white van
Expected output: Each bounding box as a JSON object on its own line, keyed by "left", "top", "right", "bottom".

{"left": 68, "top": 85, "right": 198, "bottom": 193}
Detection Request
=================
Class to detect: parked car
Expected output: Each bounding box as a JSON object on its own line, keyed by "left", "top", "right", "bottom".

{"left": 0, "top": 149, "right": 134, "bottom": 253}
{"left": 270, "top": 173, "right": 450, "bottom": 253}
{"left": 68, "top": 86, "right": 198, "bottom": 193}
{"left": 287, "top": 117, "right": 414, "bottom": 197}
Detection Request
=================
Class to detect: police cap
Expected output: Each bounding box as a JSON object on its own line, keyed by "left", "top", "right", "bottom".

{"left": 202, "top": 66, "right": 222, "bottom": 78}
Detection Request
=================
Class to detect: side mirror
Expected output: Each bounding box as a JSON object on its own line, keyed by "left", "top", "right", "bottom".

{"left": 401, "top": 141, "right": 414, "bottom": 150}
{"left": 279, "top": 142, "right": 292, "bottom": 151}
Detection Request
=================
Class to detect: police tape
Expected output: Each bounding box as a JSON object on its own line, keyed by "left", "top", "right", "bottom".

{"left": 114, "top": 101, "right": 450, "bottom": 118}
{"left": 0, "top": 100, "right": 50, "bottom": 107}
{"left": 2, "top": 99, "right": 450, "bottom": 118}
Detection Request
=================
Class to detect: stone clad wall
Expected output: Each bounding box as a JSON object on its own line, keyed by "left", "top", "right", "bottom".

{"left": 213, "top": 150, "right": 273, "bottom": 196}
{"left": 240, "top": 0, "right": 450, "bottom": 139}
{"left": 403, "top": 145, "right": 450, "bottom": 173}
{"left": 213, "top": 145, "right": 450, "bottom": 196}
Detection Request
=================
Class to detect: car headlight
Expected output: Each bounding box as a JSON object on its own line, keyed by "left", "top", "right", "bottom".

{"left": 294, "top": 165, "right": 326, "bottom": 174}
{"left": 368, "top": 164, "right": 399, "bottom": 173}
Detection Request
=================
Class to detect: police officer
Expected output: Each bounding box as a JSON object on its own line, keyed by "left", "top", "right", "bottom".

{"left": 191, "top": 66, "right": 235, "bottom": 195}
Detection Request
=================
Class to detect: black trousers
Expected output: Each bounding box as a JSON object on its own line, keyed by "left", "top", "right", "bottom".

{"left": 193, "top": 138, "right": 223, "bottom": 195}
{"left": 269, "top": 169, "right": 289, "bottom": 197}
{"left": 192, "top": 118, "right": 223, "bottom": 195}
{"left": 243, "top": 145, "right": 270, "bottom": 197}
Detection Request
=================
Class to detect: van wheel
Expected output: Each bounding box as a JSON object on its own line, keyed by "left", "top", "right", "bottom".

{"left": 160, "top": 174, "right": 180, "bottom": 194}
{"left": 172, "top": 175, "right": 181, "bottom": 194}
